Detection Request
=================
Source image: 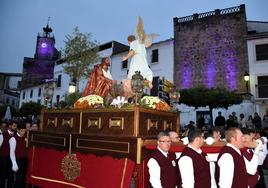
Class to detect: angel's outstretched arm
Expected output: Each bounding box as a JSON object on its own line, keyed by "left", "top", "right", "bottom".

{"left": 122, "top": 50, "right": 135, "bottom": 61}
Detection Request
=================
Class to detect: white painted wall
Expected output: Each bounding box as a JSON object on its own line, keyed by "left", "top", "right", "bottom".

{"left": 247, "top": 37, "right": 268, "bottom": 117}
{"left": 19, "top": 85, "right": 46, "bottom": 107}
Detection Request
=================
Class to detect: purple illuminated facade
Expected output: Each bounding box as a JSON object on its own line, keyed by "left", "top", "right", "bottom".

{"left": 35, "top": 37, "right": 55, "bottom": 60}
{"left": 21, "top": 24, "right": 60, "bottom": 88}
{"left": 173, "top": 5, "right": 249, "bottom": 92}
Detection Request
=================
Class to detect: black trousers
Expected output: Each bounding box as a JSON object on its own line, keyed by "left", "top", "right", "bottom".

{"left": 256, "top": 167, "right": 266, "bottom": 188}
{"left": 13, "top": 158, "right": 28, "bottom": 188}
{"left": 0, "top": 156, "right": 13, "bottom": 188}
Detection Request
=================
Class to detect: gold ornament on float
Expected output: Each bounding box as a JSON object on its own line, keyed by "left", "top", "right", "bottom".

{"left": 61, "top": 154, "right": 81, "bottom": 181}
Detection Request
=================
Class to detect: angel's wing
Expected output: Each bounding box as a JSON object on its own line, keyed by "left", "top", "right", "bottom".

{"left": 136, "top": 16, "right": 159, "bottom": 46}
{"left": 136, "top": 16, "right": 146, "bottom": 43}
{"left": 144, "top": 33, "right": 160, "bottom": 47}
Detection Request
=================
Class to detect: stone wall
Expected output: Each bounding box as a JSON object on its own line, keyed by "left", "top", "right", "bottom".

{"left": 173, "top": 5, "right": 248, "bottom": 92}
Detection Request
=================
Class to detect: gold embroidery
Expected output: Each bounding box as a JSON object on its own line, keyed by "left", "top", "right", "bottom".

{"left": 61, "top": 153, "right": 81, "bottom": 181}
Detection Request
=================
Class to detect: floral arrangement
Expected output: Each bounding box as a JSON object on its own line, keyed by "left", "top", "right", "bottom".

{"left": 74, "top": 95, "right": 103, "bottom": 109}
{"left": 140, "top": 96, "right": 171, "bottom": 111}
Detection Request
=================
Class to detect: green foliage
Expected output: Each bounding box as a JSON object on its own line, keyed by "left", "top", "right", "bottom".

{"left": 61, "top": 27, "right": 99, "bottom": 90}
{"left": 60, "top": 92, "right": 82, "bottom": 108}
{"left": 19, "top": 102, "right": 43, "bottom": 117}
{"left": 179, "top": 87, "right": 243, "bottom": 110}
{"left": 179, "top": 87, "right": 243, "bottom": 126}
{"left": 58, "top": 100, "right": 68, "bottom": 109}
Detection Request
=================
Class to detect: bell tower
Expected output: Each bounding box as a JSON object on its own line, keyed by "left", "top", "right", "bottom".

{"left": 35, "top": 17, "right": 56, "bottom": 60}
{"left": 21, "top": 17, "right": 60, "bottom": 89}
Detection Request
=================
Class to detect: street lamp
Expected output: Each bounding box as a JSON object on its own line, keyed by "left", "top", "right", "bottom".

{"left": 244, "top": 71, "right": 250, "bottom": 93}
{"left": 44, "top": 81, "right": 54, "bottom": 108}
{"left": 68, "top": 80, "right": 76, "bottom": 94}
{"left": 170, "top": 90, "right": 180, "bottom": 103}
{"left": 169, "top": 87, "right": 180, "bottom": 111}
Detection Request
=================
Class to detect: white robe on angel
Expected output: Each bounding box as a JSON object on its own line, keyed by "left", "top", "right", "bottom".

{"left": 127, "top": 40, "right": 153, "bottom": 82}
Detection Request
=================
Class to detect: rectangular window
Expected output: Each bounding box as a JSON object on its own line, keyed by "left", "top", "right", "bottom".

{"left": 151, "top": 49, "right": 159, "bottom": 63}
{"left": 257, "top": 76, "right": 268, "bottom": 98}
{"left": 30, "top": 89, "right": 33, "bottom": 98}
{"left": 38, "top": 88, "right": 41, "bottom": 97}
{"left": 122, "top": 60, "right": 128, "bottom": 69}
{"left": 57, "top": 75, "right": 62, "bottom": 87}
{"left": 56, "top": 95, "right": 60, "bottom": 106}
{"left": 256, "top": 44, "right": 268, "bottom": 61}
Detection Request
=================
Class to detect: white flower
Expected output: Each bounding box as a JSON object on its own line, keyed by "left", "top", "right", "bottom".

{"left": 111, "top": 96, "right": 127, "bottom": 108}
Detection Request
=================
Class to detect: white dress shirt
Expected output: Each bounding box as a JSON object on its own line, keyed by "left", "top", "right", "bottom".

{"left": 178, "top": 144, "right": 205, "bottom": 188}
{"left": 147, "top": 147, "right": 168, "bottom": 188}
{"left": 207, "top": 153, "right": 219, "bottom": 188}
{"left": 218, "top": 143, "right": 260, "bottom": 188}
{"left": 258, "top": 139, "right": 268, "bottom": 165}
{"left": 9, "top": 133, "right": 19, "bottom": 172}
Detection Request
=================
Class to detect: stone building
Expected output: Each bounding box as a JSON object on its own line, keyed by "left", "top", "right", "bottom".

{"left": 173, "top": 4, "right": 248, "bottom": 92}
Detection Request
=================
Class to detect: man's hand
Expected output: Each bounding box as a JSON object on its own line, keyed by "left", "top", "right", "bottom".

{"left": 122, "top": 56, "right": 128, "bottom": 61}
{"left": 12, "top": 162, "right": 18, "bottom": 172}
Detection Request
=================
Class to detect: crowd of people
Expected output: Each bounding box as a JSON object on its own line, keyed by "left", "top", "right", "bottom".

{"left": 0, "top": 120, "right": 38, "bottom": 188}
{"left": 147, "top": 124, "right": 268, "bottom": 188}
{"left": 196, "top": 111, "right": 268, "bottom": 132}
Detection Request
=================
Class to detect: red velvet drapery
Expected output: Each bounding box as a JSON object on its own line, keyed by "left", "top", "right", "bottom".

{"left": 27, "top": 147, "right": 135, "bottom": 188}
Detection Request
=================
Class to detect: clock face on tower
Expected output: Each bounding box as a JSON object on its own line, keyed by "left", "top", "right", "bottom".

{"left": 41, "top": 42, "right": 47, "bottom": 48}
{"left": 37, "top": 37, "right": 54, "bottom": 59}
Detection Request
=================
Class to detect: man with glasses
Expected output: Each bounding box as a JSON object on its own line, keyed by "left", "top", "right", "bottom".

{"left": 178, "top": 128, "right": 211, "bottom": 188}
{"left": 147, "top": 131, "right": 178, "bottom": 188}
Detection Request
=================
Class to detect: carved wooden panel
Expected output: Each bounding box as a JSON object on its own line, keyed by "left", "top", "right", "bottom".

{"left": 42, "top": 110, "right": 81, "bottom": 133}
{"left": 28, "top": 131, "right": 70, "bottom": 151}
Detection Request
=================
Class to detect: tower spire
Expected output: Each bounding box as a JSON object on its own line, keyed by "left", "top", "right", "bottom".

{"left": 43, "top": 17, "right": 52, "bottom": 37}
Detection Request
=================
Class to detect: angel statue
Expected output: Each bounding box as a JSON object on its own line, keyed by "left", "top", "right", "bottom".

{"left": 122, "top": 16, "right": 159, "bottom": 98}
